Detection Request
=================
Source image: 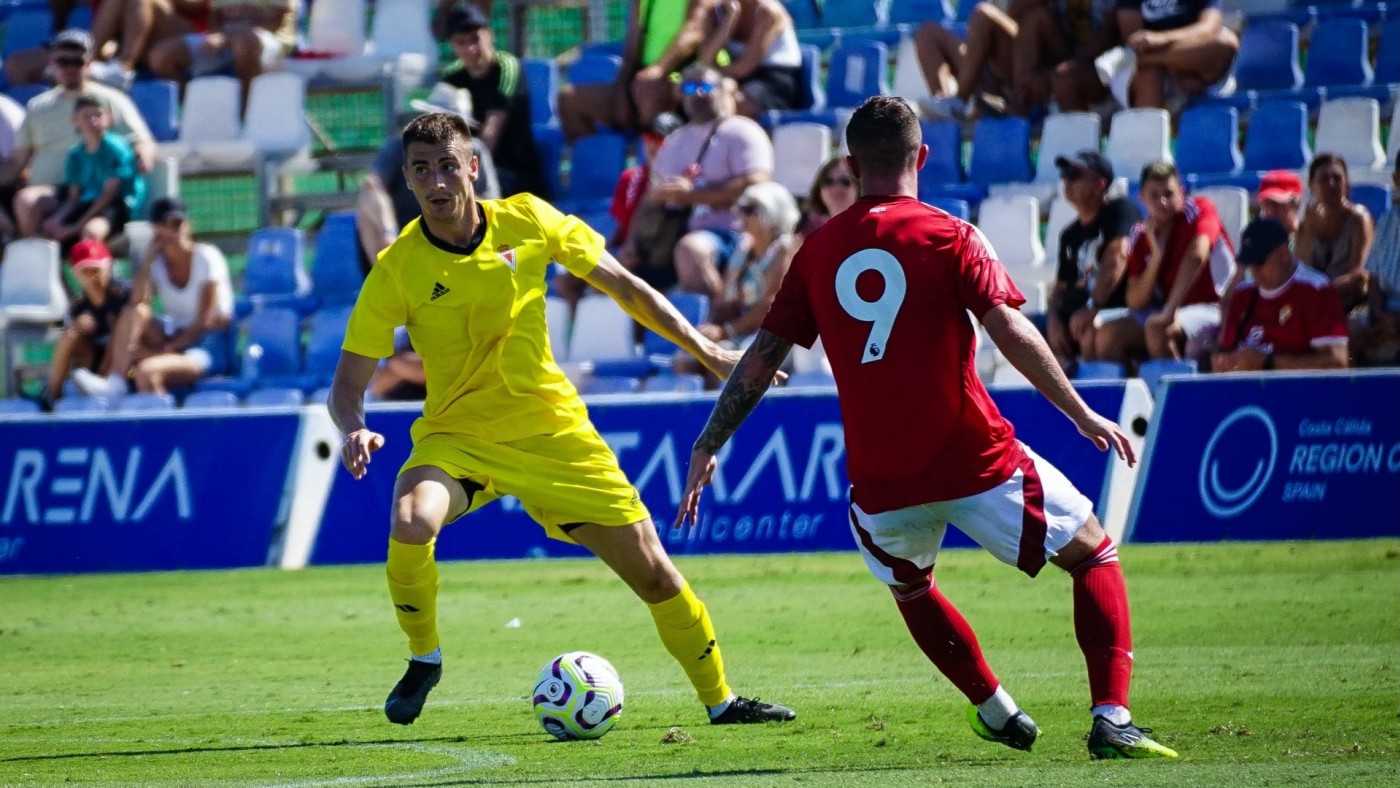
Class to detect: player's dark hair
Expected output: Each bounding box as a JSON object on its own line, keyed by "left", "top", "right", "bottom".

{"left": 402, "top": 111, "right": 473, "bottom": 152}
{"left": 845, "top": 96, "right": 921, "bottom": 179}
{"left": 72, "top": 94, "right": 106, "bottom": 113}
{"left": 1139, "top": 160, "right": 1180, "bottom": 186}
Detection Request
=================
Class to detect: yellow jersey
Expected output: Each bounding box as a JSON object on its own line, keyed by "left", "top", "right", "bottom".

{"left": 342, "top": 194, "right": 603, "bottom": 444}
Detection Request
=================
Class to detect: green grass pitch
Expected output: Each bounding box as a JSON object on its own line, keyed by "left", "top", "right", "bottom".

{"left": 2, "top": 540, "right": 1397, "bottom": 786}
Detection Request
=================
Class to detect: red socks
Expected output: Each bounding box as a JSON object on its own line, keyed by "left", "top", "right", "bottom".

{"left": 893, "top": 580, "right": 999, "bottom": 704}
{"left": 1071, "top": 536, "right": 1133, "bottom": 709}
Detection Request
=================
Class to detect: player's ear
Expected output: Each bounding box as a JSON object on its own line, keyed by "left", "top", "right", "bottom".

{"left": 915, "top": 144, "right": 929, "bottom": 172}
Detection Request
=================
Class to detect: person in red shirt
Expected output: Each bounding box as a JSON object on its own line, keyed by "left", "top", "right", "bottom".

{"left": 1213, "top": 218, "right": 1349, "bottom": 372}
{"left": 677, "top": 96, "right": 1177, "bottom": 760}
{"left": 1100, "top": 161, "right": 1235, "bottom": 365}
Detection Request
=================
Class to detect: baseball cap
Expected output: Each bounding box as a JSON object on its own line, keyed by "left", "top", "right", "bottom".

{"left": 149, "top": 196, "right": 189, "bottom": 224}
{"left": 70, "top": 239, "right": 112, "bottom": 270}
{"left": 1236, "top": 218, "right": 1291, "bottom": 265}
{"left": 443, "top": 2, "right": 491, "bottom": 35}
{"left": 1054, "top": 149, "right": 1114, "bottom": 181}
{"left": 408, "top": 82, "right": 479, "bottom": 128}
{"left": 1256, "top": 170, "right": 1304, "bottom": 204}
{"left": 49, "top": 28, "right": 93, "bottom": 54}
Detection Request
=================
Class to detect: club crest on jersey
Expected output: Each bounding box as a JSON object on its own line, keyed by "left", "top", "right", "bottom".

{"left": 1278, "top": 305, "right": 1292, "bottom": 324}
{"left": 496, "top": 244, "right": 517, "bottom": 271}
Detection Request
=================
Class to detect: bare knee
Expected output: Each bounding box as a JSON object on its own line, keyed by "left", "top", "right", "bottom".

{"left": 391, "top": 511, "right": 440, "bottom": 545}
{"left": 1049, "top": 516, "right": 1108, "bottom": 572}
{"left": 673, "top": 233, "right": 717, "bottom": 294}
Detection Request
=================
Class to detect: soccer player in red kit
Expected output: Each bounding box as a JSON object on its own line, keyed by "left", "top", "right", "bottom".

{"left": 677, "top": 96, "right": 1177, "bottom": 759}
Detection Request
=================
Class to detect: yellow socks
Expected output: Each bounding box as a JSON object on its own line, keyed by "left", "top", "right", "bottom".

{"left": 386, "top": 538, "right": 439, "bottom": 657}
{"left": 648, "top": 583, "right": 731, "bottom": 706}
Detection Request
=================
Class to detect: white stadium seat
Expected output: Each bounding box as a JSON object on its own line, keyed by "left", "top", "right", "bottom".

{"left": 976, "top": 194, "right": 1048, "bottom": 312}
{"left": 1106, "top": 108, "right": 1172, "bottom": 184}
{"left": 197, "top": 73, "right": 312, "bottom": 169}
{"left": 570, "top": 295, "right": 636, "bottom": 363}
{"left": 1315, "top": 98, "right": 1387, "bottom": 183}
{"left": 992, "top": 112, "right": 1101, "bottom": 206}
{"left": 159, "top": 76, "right": 241, "bottom": 166}
{"left": 1042, "top": 195, "right": 1079, "bottom": 277}
{"left": 772, "top": 123, "right": 832, "bottom": 195}
{"left": 1192, "top": 185, "right": 1250, "bottom": 251}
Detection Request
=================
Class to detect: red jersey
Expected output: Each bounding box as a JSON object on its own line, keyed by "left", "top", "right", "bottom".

{"left": 762, "top": 195, "right": 1026, "bottom": 513}
{"left": 1218, "top": 263, "right": 1348, "bottom": 355}
{"left": 609, "top": 164, "right": 648, "bottom": 247}
{"left": 1126, "top": 196, "right": 1235, "bottom": 307}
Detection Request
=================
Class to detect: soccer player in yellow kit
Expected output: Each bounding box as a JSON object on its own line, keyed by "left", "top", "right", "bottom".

{"left": 327, "top": 111, "right": 796, "bottom": 727}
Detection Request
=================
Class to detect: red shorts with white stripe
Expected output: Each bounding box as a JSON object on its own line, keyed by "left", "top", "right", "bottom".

{"left": 847, "top": 442, "right": 1093, "bottom": 583}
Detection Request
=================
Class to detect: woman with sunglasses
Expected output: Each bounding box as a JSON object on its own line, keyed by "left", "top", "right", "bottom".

{"left": 696, "top": 180, "right": 799, "bottom": 348}
{"left": 798, "top": 156, "right": 858, "bottom": 239}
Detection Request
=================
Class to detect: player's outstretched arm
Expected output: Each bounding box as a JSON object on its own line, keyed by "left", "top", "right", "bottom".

{"left": 980, "top": 304, "right": 1136, "bottom": 466}
{"left": 677, "top": 330, "right": 794, "bottom": 527}
{"left": 328, "top": 350, "right": 387, "bottom": 480}
{"left": 583, "top": 250, "right": 742, "bottom": 379}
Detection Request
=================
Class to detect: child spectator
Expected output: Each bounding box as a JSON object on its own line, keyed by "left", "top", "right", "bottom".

{"left": 39, "top": 94, "right": 144, "bottom": 250}
{"left": 42, "top": 239, "right": 132, "bottom": 407}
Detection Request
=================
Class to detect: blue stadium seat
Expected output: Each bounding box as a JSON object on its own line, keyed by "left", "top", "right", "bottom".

{"left": 1138, "top": 358, "right": 1198, "bottom": 393}
{"left": 785, "top": 370, "right": 837, "bottom": 389}
{"left": 969, "top": 116, "right": 1033, "bottom": 187}
{"left": 130, "top": 80, "right": 179, "bottom": 142}
{"left": 794, "top": 43, "right": 824, "bottom": 112}
{"left": 304, "top": 303, "right": 354, "bottom": 387}
{"left": 566, "top": 53, "right": 622, "bottom": 85}
{"left": 182, "top": 390, "right": 239, "bottom": 409}
{"left": 0, "top": 398, "right": 40, "bottom": 415}
{"left": 522, "top": 57, "right": 558, "bottom": 127}
{"left": 2, "top": 9, "right": 52, "bottom": 58}
{"left": 578, "top": 40, "right": 624, "bottom": 58}
{"left": 53, "top": 396, "right": 110, "bottom": 414}
{"left": 642, "top": 372, "right": 705, "bottom": 393}
{"left": 1377, "top": 18, "right": 1400, "bottom": 85}
{"left": 238, "top": 227, "right": 307, "bottom": 316}
{"left": 117, "top": 392, "right": 176, "bottom": 412}
{"left": 557, "top": 132, "right": 627, "bottom": 214}
{"left": 825, "top": 40, "right": 889, "bottom": 108}
{"left": 917, "top": 120, "right": 985, "bottom": 204}
{"left": 240, "top": 307, "right": 304, "bottom": 389}
{"left": 4, "top": 83, "right": 44, "bottom": 106}
{"left": 925, "top": 196, "right": 970, "bottom": 221}
{"left": 533, "top": 123, "right": 566, "bottom": 202}
{"left": 1305, "top": 19, "right": 1373, "bottom": 89}
{"left": 1075, "top": 360, "right": 1126, "bottom": 380}
{"left": 575, "top": 207, "right": 618, "bottom": 247}
{"left": 580, "top": 375, "right": 642, "bottom": 395}
{"left": 244, "top": 387, "right": 305, "bottom": 407}
{"left": 643, "top": 293, "right": 709, "bottom": 364}
{"left": 783, "top": 0, "right": 822, "bottom": 29}
{"left": 1176, "top": 104, "right": 1242, "bottom": 178}
{"left": 818, "top": 0, "right": 884, "bottom": 28}
{"left": 1352, "top": 184, "right": 1392, "bottom": 223}
{"left": 888, "top": 0, "right": 955, "bottom": 25}
{"left": 1243, "top": 101, "right": 1311, "bottom": 172}
{"left": 1232, "top": 21, "right": 1303, "bottom": 95}
{"left": 310, "top": 213, "right": 362, "bottom": 307}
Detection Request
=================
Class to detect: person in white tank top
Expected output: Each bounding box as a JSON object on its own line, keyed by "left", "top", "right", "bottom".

{"left": 70, "top": 196, "right": 235, "bottom": 398}
{"left": 696, "top": 0, "right": 804, "bottom": 118}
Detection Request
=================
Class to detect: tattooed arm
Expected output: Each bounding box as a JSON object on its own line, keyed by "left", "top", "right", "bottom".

{"left": 676, "top": 330, "right": 794, "bottom": 526}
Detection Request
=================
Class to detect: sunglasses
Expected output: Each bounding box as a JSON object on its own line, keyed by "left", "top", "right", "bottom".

{"left": 53, "top": 56, "right": 86, "bottom": 68}
{"left": 681, "top": 81, "right": 716, "bottom": 97}
{"left": 823, "top": 176, "right": 854, "bottom": 188}
{"left": 737, "top": 203, "right": 758, "bottom": 215}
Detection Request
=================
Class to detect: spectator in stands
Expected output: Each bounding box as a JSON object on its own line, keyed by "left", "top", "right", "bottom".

{"left": 1255, "top": 169, "right": 1304, "bottom": 234}
{"left": 1098, "top": 161, "right": 1233, "bottom": 366}
{"left": 43, "top": 239, "right": 132, "bottom": 408}
{"left": 797, "top": 155, "right": 857, "bottom": 239}
{"left": 431, "top": 0, "right": 493, "bottom": 41}
{"left": 612, "top": 112, "right": 682, "bottom": 250}
{"left": 1213, "top": 218, "right": 1348, "bottom": 372}
{"left": 1295, "top": 153, "right": 1374, "bottom": 313}
{"left": 1109, "top": 0, "right": 1239, "bottom": 111}
{"left": 37, "top": 94, "right": 144, "bottom": 250}
{"left": 0, "top": 93, "right": 25, "bottom": 242}
{"left": 146, "top": 0, "right": 299, "bottom": 112}
{"left": 355, "top": 82, "right": 501, "bottom": 270}
{"left": 3, "top": 30, "right": 155, "bottom": 241}
{"left": 1352, "top": 162, "right": 1400, "bottom": 366}
{"left": 696, "top": 180, "right": 799, "bottom": 345}
{"left": 919, "top": 0, "right": 1121, "bottom": 118}
{"left": 71, "top": 197, "right": 233, "bottom": 397}
{"left": 1046, "top": 149, "right": 1140, "bottom": 368}
{"left": 557, "top": 0, "right": 703, "bottom": 139}
{"left": 694, "top": 0, "right": 802, "bottom": 119}
{"left": 631, "top": 63, "right": 772, "bottom": 302}
{"left": 439, "top": 2, "right": 550, "bottom": 198}
{"left": 1048, "top": 0, "right": 1124, "bottom": 112}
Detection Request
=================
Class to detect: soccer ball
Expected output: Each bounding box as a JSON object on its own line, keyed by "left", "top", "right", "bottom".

{"left": 531, "top": 651, "right": 625, "bottom": 740}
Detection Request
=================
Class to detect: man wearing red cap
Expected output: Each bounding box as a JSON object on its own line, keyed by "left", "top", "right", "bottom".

{"left": 42, "top": 239, "right": 131, "bottom": 408}
{"left": 1255, "top": 170, "right": 1304, "bottom": 234}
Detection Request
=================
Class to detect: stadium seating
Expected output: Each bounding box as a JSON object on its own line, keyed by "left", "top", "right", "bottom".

{"left": 991, "top": 112, "right": 1100, "bottom": 205}
{"left": 238, "top": 307, "right": 305, "bottom": 391}
{"left": 925, "top": 196, "right": 970, "bottom": 221}
{"left": 643, "top": 293, "right": 709, "bottom": 367}
{"left": 1376, "top": 17, "right": 1400, "bottom": 86}
{"left": 159, "top": 76, "right": 242, "bottom": 167}
{"left": 556, "top": 132, "right": 628, "bottom": 215}
{"left": 772, "top": 123, "right": 832, "bottom": 195}
{"left": 182, "top": 390, "right": 240, "bottom": 410}
{"left": 283, "top": 0, "right": 366, "bottom": 79}
{"left": 1231, "top": 21, "right": 1303, "bottom": 95}
{"left": 0, "top": 398, "right": 39, "bottom": 415}
{"left": 580, "top": 375, "right": 642, "bottom": 395}
{"left": 1176, "top": 104, "right": 1243, "bottom": 180}
{"left": 303, "top": 303, "right": 354, "bottom": 388}
{"left": 367, "top": 0, "right": 435, "bottom": 61}
{"left": 117, "top": 392, "right": 176, "bottom": 412}
{"left": 238, "top": 227, "right": 309, "bottom": 315}
{"left": 1351, "top": 184, "right": 1392, "bottom": 223}
{"left": 545, "top": 295, "right": 571, "bottom": 362}
{"left": 1106, "top": 109, "right": 1172, "bottom": 185}
{"left": 969, "top": 117, "right": 1033, "bottom": 189}
{"left": 784, "top": 370, "right": 837, "bottom": 389}
{"left": 891, "top": 34, "right": 931, "bottom": 106}
{"left": 641, "top": 373, "right": 705, "bottom": 393}
{"left": 245, "top": 387, "right": 306, "bottom": 407}
{"left": 1303, "top": 19, "right": 1372, "bottom": 90}
{"left": 1192, "top": 185, "right": 1250, "bottom": 250}
{"left": 523, "top": 57, "right": 559, "bottom": 127}
{"left": 1042, "top": 195, "right": 1079, "bottom": 273}
{"left": 310, "top": 213, "right": 363, "bottom": 307}
{"left": 793, "top": 44, "right": 825, "bottom": 114}
{"left": 1, "top": 9, "right": 51, "bottom": 59}
{"left": 196, "top": 72, "right": 311, "bottom": 170}
{"left": 53, "top": 396, "right": 110, "bottom": 414}
{"left": 825, "top": 40, "right": 889, "bottom": 109}
{"left": 1314, "top": 98, "right": 1387, "bottom": 175}
{"left": 916, "top": 119, "right": 968, "bottom": 189}
{"left": 888, "top": 0, "right": 955, "bottom": 25}
{"left": 975, "top": 194, "right": 1047, "bottom": 311}
{"left": 1243, "top": 100, "right": 1311, "bottom": 173}
{"left": 571, "top": 295, "right": 641, "bottom": 366}
{"left": 1075, "top": 361, "right": 1126, "bottom": 380}
{"left": 0, "top": 238, "right": 66, "bottom": 395}
{"left": 566, "top": 52, "right": 622, "bottom": 85}
{"left": 1389, "top": 101, "right": 1400, "bottom": 166}
{"left": 1138, "top": 358, "right": 1199, "bottom": 393}
{"left": 131, "top": 80, "right": 179, "bottom": 143}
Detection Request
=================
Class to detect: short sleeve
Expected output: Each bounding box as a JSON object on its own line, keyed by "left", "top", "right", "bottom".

{"left": 725, "top": 119, "right": 774, "bottom": 178}
{"left": 343, "top": 262, "right": 407, "bottom": 359}
{"left": 63, "top": 145, "right": 80, "bottom": 186}
{"left": 1125, "top": 224, "right": 1149, "bottom": 277}
{"left": 1103, "top": 198, "right": 1142, "bottom": 242}
{"left": 1190, "top": 198, "right": 1224, "bottom": 246}
{"left": 760, "top": 247, "right": 817, "bottom": 348}
{"left": 107, "top": 91, "right": 153, "bottom": 144}
{"left": 1307, "top": 285, "right": 1349, "bottom": 347}
{"left": 528, "top": 195, "right": 606, "bottom": 277}
{"left": 958, "top": 224, "right": 1026, "bottom": 317}
{"left": 108, "top": 137, "right": 136, "bottom": 181}
{"left": 1218, "top": 286, "right": 1248, "bottom": 350}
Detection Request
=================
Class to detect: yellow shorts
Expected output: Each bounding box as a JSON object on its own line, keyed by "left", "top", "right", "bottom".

{"left": 400, "top": 422, "right": 650, "bottom": 542}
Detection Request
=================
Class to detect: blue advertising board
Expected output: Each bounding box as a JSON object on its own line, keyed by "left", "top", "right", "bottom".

{"left": 1128, "top": 371, "right": 1400, "bottom": 542}
{"left": 0, "top": 412, "right": 301, "bottom": 574}
{"left": 311, "top": 384, "right": 1131, "bottom": 565}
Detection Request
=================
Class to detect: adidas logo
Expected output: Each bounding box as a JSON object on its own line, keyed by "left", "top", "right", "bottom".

{"left": 430, "top": 282, "right": 450, "bottom": 300}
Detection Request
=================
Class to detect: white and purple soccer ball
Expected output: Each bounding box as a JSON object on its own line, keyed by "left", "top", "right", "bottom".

{"left": 532, "top": 651, "right": 624, "bottom": 740}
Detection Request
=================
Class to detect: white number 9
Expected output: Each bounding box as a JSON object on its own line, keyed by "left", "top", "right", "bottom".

{"left": 835, "top": 249, "right": 907, "bottom": 364}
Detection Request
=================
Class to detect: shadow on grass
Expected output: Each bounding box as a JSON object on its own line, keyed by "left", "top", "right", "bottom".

{"left": 0, "top": 733, "right": 539, "bottom": 763}
{"left": 396, "top": 763, "right": 945, "bottom": 786}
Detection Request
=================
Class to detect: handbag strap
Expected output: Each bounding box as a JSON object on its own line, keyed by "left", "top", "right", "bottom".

{"left": 692, "top": 118, "right": 725, "bottom": 173}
